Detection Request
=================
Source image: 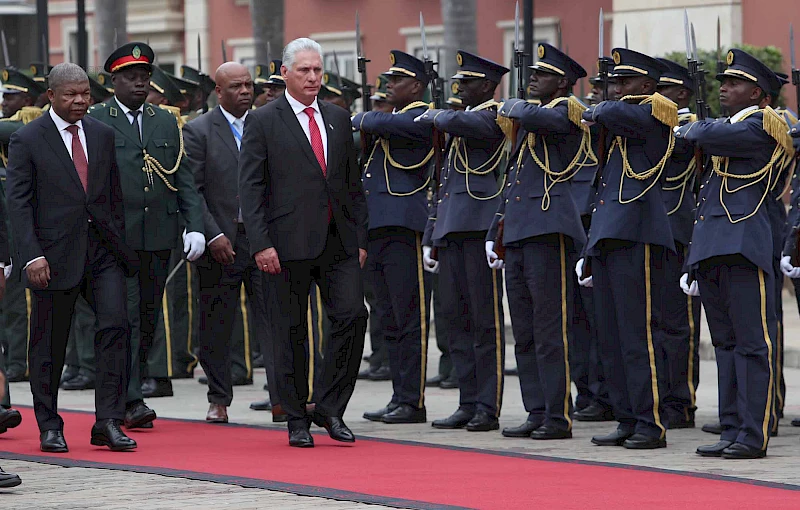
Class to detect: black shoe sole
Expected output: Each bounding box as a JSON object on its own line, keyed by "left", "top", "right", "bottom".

{"left": 382, "top": 417, "right": 427, "bottom": 424}
{"left": 722, "top": 452, "right": 766, "bottom": 459}
{"left": 591, "top": 437, "right": 630, "bottom": 446}
{"left": 124, "top": 412, "right": 157, "bottom": 429}
{"left": 502, "top": 430, "right": 536, "bottom": 438}
{"left": 289, "top": 441, "right": 314, "bottom": 448}
{"left": 40, "top": 445, "right": 69, "bottom": 453}
{"left": 0, "top": 413, "right": 22, "bottom": 430}
{"left": 0, "top": 475, "right": 22, "bottom": 488}
{"left": 466, "top": 423, "right": 500, "bottom": 432}
{"left": 90, "top": 436, "right": 137, "bottom": 451}
{"left": 250, "top": 404, "right": 272, "bottom": 411}
{"left": 531, "top": 431, "right": 573, "bottom": 440}
{"left": 432, "top": 422, "right": 470, "bottom": 429}
{"left": 623, "top": 440, "right": 667, "bottom": 450}
{"left": 696, "top": 450, "right": 725, "bottom": 457}
{"left": 363, "top": 413, "right": 388, "bottom": 422}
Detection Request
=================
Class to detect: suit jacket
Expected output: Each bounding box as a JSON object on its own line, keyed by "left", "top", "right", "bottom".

{"left": 5, "top": 113, "right": 136, "bottom": 290}
{"left": 184, "top": 106, "right": 242, "bottom": 267}
{"left": 238, "top": 94, "right": 367, "bottom": 261}
{"left": 661, "top": 112, "right": 697, "bottom": 248}
{"left": 88, "top": 98, "right": 204, "bottom": 251}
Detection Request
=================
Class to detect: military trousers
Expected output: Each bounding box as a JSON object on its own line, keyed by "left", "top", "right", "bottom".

{"left": 698, "top": 255, "right": 776, "bottom": 451}
{"left": 126, "top": 249, "right": 171, "bottom": 405}
{"left": 660, "top": 241, "right": 701, "bottom": 424}
{"left": 771, "top": 256, "right": 785, "bottom": 429}
{"left": 366, "top": 227, "right": 431, "bottom": 409}
{"left": 0, "top": 327, "right": 9, "bottom": 407}
{"left": 436, "top": 234, "right": 504, "bottom": 416}
{"left": 505, "top": 234, "right": 573, "bottom": 430}
{"left": 591, "top": 240, "right": 667, "bottom": 440}
{"left": 430, "top": 275, "right": 454, "bottom": 379}
{"left": 0, "top": 264, "right": 30, "bottom": 377}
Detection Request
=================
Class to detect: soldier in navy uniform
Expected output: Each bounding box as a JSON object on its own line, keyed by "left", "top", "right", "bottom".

{"left": 653, "top": 59, "right": 702, "bottom": 429}
{"left": 354, "top": 51, "right": 433, "bottom": 424}
{"left": 677, "top": 49, "right": 790, "bottom": 459}
{"left": 787, "top": 119, "right": 800, "bottom": 428}
{"left": 579, "top": 49, "right": 676, "bottom": 449}
{"left": 416, "top": 51, "right": 508, "bottom": 431}
{"left": 486, "top": 44, "right": 590, "bottom": 440}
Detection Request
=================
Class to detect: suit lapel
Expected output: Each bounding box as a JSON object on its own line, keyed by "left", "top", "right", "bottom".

{"left": 83, "top": 117, "right": 101, "bottom": 202}
{"left": 319, "top": 102, "right": 335, "bottom": 180}
{"left": 41, "top": 114, "right": 86, "bottom": 195}
{"left": 141, "top": 104, "right": 158, "bottom": 147}
{"left": 212, "top": 107, "right": 239, "bottom": 161}
{"left": 108, "top": 98, "right": 143, "bottom": 147}
{"left": 277, "top": 95, "right": 323, "bottom": 174}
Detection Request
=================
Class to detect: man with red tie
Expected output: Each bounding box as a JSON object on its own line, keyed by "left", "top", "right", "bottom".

{"left": 6, "top": 63, "right": 138, "bottom": 453}
{"left": 239, "top": 38, "right": 369, "bottom": 448}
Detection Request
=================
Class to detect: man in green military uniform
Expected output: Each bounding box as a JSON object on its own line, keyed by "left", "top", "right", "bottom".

{"left": 180, "top": 65, "right": 216, "bottom": 115}
{"left": 0, "top": 67, "right": 45, "bottom": 384}
{"left": 88, "top": 43, "right": 205, "bottom": 429}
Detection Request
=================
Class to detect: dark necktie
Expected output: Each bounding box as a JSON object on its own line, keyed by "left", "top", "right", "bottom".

{"left": 130, "top": 109, "right": 141, "bottom": 141}
{"left": 66, "top": 124, "right": 88, "bottom": 192}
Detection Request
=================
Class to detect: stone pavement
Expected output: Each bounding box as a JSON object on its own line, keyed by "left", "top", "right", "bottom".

{"left": 3, "top": 344, "right": 800, "bottom": 509}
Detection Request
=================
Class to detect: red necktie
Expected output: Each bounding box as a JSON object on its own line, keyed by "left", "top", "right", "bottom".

{"left": 304, "top": 107, "right": 331, "bottom": 221}
{"left": 66, "top": 125, "right": 88, "bottom": 192}
{"left": 304, "top": 107, "right": 326, "bottom": 176}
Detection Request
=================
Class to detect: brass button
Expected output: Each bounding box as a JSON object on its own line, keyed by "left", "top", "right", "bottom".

{"left": 700, "top": 185, "right": 704, "bottom": 189}
{"left": 694, "top": 220, "right": 697, "bottom": 224}
{"left": 592, "top": 208, "right": 597, "bottom": 212}
{"left": 515, "top": 196, "right": 521, "bottom": 201}
{"left": 445, "top": 193, "right": 449, "bottom": 197}
{"left": 602, "top": 182, "right": 606, "bottom": 187}
{"left": 699, "top": 215, "right": 704, "bottom": 220}
{"left": 599, "top": 200, "right": 605, "bottom": 205}
{"left": 505, "top": 199, "right": 509, "bottom": 203}
{"left": 516, "top": 180, "right": 521, "bottom": 185}
{"left": 365, "top": 190, "right": 370, "bottom": 195}
{"left": 144, "top": 206, "right": 149, "bottom": 212}
{"left": 144, "top": 186, "right": 150, "bottom": 192}
{"left": 366, "top": 173, "right": 371, "bottom": 178}
{"left": 507, "top": 182, "right": 512, "bottom": 187}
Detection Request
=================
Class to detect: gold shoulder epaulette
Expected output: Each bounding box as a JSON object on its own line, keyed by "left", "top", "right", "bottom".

{"left": 618, "top": 93, "right": 678, "bottom": 128}
{"left": 0, "top": 106, "right": 44, "bottom": 124}
{"left": 763, "top": 106, "right": 795, "bottom": 156}
{"left": 158, "top": 104, "right": 186, "bottom": 128}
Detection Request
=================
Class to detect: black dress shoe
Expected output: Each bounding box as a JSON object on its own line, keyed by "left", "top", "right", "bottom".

{"left": 623, "top": 433, "right": 667, "bottom": 449}
{"left": 124, "top": 402, "right": 157, "bottom": 429}
{"left": 701, "top": 422, "right": 722, "bottom": 435}
{"left": 232, "top": 375, "right": 253, "bottom": 386}
{"left": 696, "top": 440, "right": 734, "bottom": 457}
{"left": 791, "top": 417, "right": 800, "bottom": 427}
{"left": 722, "top": 442, "right": 766, "bottom": 459}
{"left": 198, "top": 376, "right": 208, "bottom": 385}
{"left": 591, "top": 428, "right": 634, "bottom": 446}
{"left": 426, "top": 374, "right": 445, "bottom": 387}
{"left": 61, "top": 374, "right": 95, "bottom": 391}
{"left": 432, "top": 408, "right": 474, "bottom": 429}
{"left": 531, "top": 424, "right": 572, "bottom": 440}
{"left": 504, "top": 367, "right": 518, "bottom": 376}
{"left": 263, "top": 383, "right": 269, "bottom": 391}
{"left": 5, "top": 367, "right": 27, "bottom": 383}
{"left": 40, "top": 430, "right": 69, "bottom": 453}
{"left": 142, "top": 378, "right": 173, "bottom": 398}
{"left": 439, "top": 376, "right": 459, "bottom": 389}
{"left": 0, "top": 467, "right": 22, "bottom": 488}
{"left": 466, "top": 411, "right": 499, "bottom": 432}
{"left": 574, "top": 403, "right": 615, "bottom": 422}
{"left": 0, "top": 407, "right": 22, "bottom": 434}
{"left": 368, "top": 365, "right": 391, "bottom": 381}
{"left": 502, "top": 418, "right": 544, "bottom": 438}
{"left": 60, "top": 365, "right": 80, "bottom": 386}
{"left": 311, "top": 413, "right": 355, "bottom": 443}
{"left": 250, "top": 399, "right": 272, "bottom": 411}
{"left": 381, "top": 404, "right": 426, "bottom": 424}
{"left": 91, "top": 419, "right": 137, "bottom": 451}
{"left": 252, "top": 354, "right": 264, "bottom": 369}
{"left": 358, "top": 367, "right": 374, "bottom": 380}
{"left": 288, "top": 420, "right": 314, "bottom": 448}
{"left": 363, "top": 402, "right": 399, "bottom": 422}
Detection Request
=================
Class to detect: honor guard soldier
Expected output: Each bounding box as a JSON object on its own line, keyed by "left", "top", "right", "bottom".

{"left": 88, "top": 42, "right": 206, "bottom": 430}
{"left": 486, "top": 44, "right": 592, "bottom": 439}
{"left": 253, "top": 60, "right": 286, "bottom": 108}
{"left": 579, "top": 48, "right": 677, "bottom": 450}
{"left": 416, "top": 51, "right": 508, "bottom": 431}
{"left": 677, "top": 49, "right": 793, "bottom": 459}
{"left": 652, "top": 59, "right": 702, "bottom": 430}
{"left": 180, "top": 65, "right": 216, "bottom": 115}
{"left": 354, "top": 51, "right": 433, "bottom": 424}
{"left": 787, "top": 120, "right": 800, "bottom": 430}
{"left": 27, "top": 63, "right": 52, "bottom": 108}
{"left": 1, "top": 68, "right": 46, "bottom": 385}
{"left": 89, "top": 75, "right": 113, "bottom": 105}
{"left": 320, "top": 72, "right": 361, "bottom": 112}
{"left": 369, "top": 74, "right": 392, "bottom": 113}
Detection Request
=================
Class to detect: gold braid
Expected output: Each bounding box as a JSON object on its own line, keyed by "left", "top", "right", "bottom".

{"left": 142, "top": 114, "right": 185, "bottom": 192}
{"left": 374, "top": 101, "right": 434, "bottom": 197}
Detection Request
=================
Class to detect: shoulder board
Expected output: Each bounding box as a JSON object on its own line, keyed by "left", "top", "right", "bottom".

{"left": 397, "top": 101, "right": 430, "bottom": 114}
{"left": 620, "top": 93, "right": 678, "bottom": 128}
{"left": 762, "top": 106, "right": 795, "bottom": 156}
{"left": 1, "top": 106, "right": 44, "bottom": 124}
{"left": 158, "top": 104, "right": 186, "bottom": 128}
{"left": 472, "top": 99, "right": 500, "bottom": 112}
{"left": 544, "top": 96, "right": 586, "bottom": 127}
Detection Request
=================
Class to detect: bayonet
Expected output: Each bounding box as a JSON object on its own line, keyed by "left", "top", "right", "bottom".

{"left": 332, "top": 49, "right": 344, "bottom": 95}
{"left": 355, "top": 10, "right": 371, "bottom": 112}
{"left": 419, "top": 12, "right": 441, "bottom": 108}
{"left": 197, "top": 34, "right": 202, "bottom": 71}
{"left": 690, "top": 23, "right": 698, "bottom": 62}
{"left": 624, "top": 25, "right": 629, "bottom": 49}
{"left": 114, "top": 28, "right": 118, "bottom": 49}
{"left": 420, "top": 12, "right": 429, "bottom": 62}
{"left": 557, "top": 21, "right": 562, "bottom": 51}
{"left": 267, "top": 41, "right": 272, "bottom": 64}
{"left": 514, "top": 1, "right": 525, "bottom": 99}
{"left": 716, "top": 17, "right": 723, "bottom": 73}
{"left": 0, "top": 30, "right": 9, "bottom": 67}
{"left": 221, "top": 40, "right": 228, "bottom": 62}
{"left": 683, "top": 9, "right": 692, "bottom": 61}
{"left": 68, "top": 45, "right": 73, "bottom": 64}
{"left": 791, "top": 23, "right": 796, "bottom": 71}
{"left": 599, "top": 8, "right": 604, "bottom": 60}
{"left": 791, "top": 23, "right": 799, "bottom": 121}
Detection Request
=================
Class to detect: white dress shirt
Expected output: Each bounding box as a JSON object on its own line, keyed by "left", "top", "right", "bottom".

{"left": 115, "top": 97, "right": 144, "bottom": 139}
{"left": 730, "top": 105, "right": 759, "bottom": 124}
{"left": 284, "top": 90, "right": 328, "bottom": 163}
{"left": 219, "top": 106, "right": 248, "bottom": 150}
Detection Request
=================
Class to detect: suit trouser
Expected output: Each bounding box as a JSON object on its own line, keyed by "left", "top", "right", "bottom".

{"left": 437, "top": 235, "right": 505, "bottom": 416}
{"left": 660, "top": 241, "right": 701, "bottom": 423}
{"left": 364, "top": 277, "right": 389, "bottom": 370}
{"left": 0, "top": 328, "right": 9, "bottom": 407}
{"left": 431, "top": 275, "right": 454, "bottom": 379}
{"left": 591, "top": 240, "right": 667, "bottom": 439}
{"left": 64, "top": 295, "right": 97, "bottom": 378}
{"left": 29, "top": 232, "right": 130, "bottom": 431}
{"left": 366, "top": 227, "right": 431, "bottom": 409}
{"left": 126, "top": 249, "right": 171, "bottom": 405}
{"left": 697, "top": 255, "right": 776, "bottom": 451}
{"left": 263, "top": 222, "right": 368, "bottom": 423}
{"left": 197, "top": 225, "right": 270, "bottom": 406}
{"left": 0, "top": 263, "right": 30, "bottom": 377}
{"left": 505, "top": 234, "right": 573, "bottom": 430}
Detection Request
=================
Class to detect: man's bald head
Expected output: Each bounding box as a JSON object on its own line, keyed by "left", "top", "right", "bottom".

{"left": 214, "top": 62, "right": 254, "bottom": 117}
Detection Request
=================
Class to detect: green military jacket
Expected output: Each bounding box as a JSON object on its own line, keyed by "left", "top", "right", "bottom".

{"left": 88, "top": 97, "right": 204, "bottom": 251}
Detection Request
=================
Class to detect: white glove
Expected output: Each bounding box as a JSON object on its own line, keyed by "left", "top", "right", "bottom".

{"left": 422, "top": 246, "right": 439, "bottom": 274}
{"left": 680, "top": 273, "right": 700, "bottom": 297}
{"left": 780, "top": 255, "right": 800, "bottom": 279}
{"left": 3, "top": 259, "right": 11, "bottom": 280}
{"left": 182, "top": 230, "right": 206, "bottom": 262}
{"left": 485, "top": 241, "right": 504, "bottom": 270}
{"left": 575, "top": 258, "right": 593, "bottom": 288}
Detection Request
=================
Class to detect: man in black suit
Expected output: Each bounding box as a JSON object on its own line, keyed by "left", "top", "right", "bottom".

{"left": 186, "top": 62, "right": 275, "bottom": 423}
{"left": 239, "top": 38, "right": 368, "bottom": 448}
{"left": 6, "top": 63, "right": 137, "bottom": 453}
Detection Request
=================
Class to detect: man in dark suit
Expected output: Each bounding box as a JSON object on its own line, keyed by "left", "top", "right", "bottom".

{"left": 239, "top": 38, "right": 368, "bottom": 448}
{"left": 6, "top": 63, "right": 137, "bottom": 453}
{"left": 185, "top": 61, "right": 274, "bottom": 423}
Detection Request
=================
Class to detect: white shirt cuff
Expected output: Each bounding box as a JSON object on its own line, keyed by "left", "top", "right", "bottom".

{"left": 208, "top": 233, "right": 225, "bottom": 245}
{"left": 24, "top": 256, "right": 45, "bottom": 269}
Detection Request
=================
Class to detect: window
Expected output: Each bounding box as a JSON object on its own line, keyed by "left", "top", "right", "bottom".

{"left": 323, "top": 51, "right": 356, "bottom": 81}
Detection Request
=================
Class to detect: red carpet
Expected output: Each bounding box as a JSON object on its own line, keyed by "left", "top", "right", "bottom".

{"left": 1, "top": 408, "right": 799, "bottom": 509}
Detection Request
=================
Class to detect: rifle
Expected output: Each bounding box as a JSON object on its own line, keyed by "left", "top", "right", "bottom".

{"left": 494, "top": 1, "right": 525, "bottom": 262}
{"left": 684, "top": 11, "right": 707, "bottom": 186}
{"left": 421, "top": 12, "right": 445, "bottom": 261}
{"left": 198, "top": 35, "right": 208, "bottom": 113}
{"left": 356, "top": 11, "right": 371, "bottom": 113}
{"left": 716, "top": 17, "right": 728, "bottom": 117}
{"left": 221, "top": 40, "right": 228, "bottom": 62}
{"left": 791, "top": 24, "right": 799, "bottom": 127}
{"left": 1, "top": 30, "right": 10, "bottom": 68}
